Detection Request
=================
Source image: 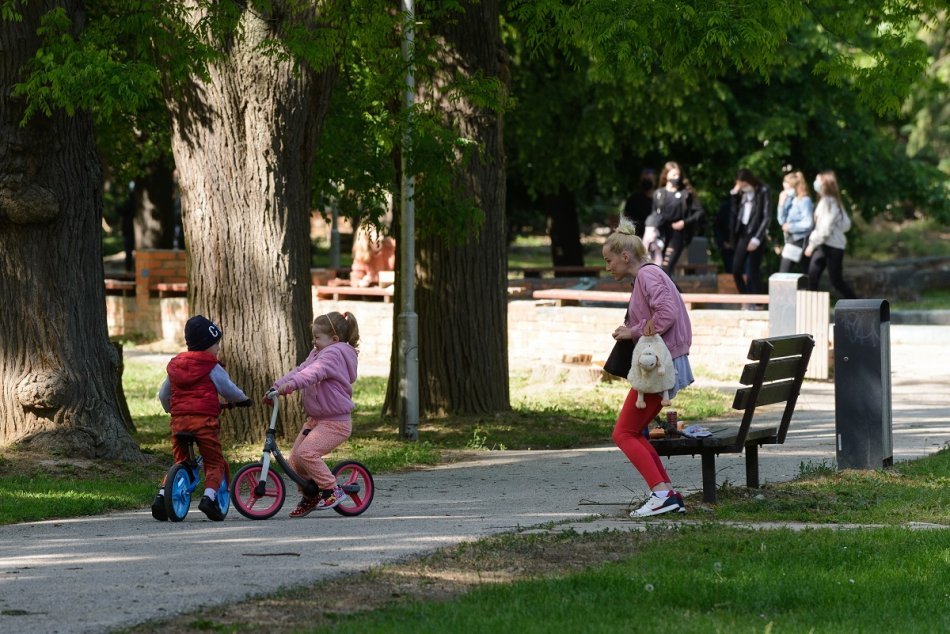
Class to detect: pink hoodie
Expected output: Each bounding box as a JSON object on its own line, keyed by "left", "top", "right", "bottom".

{"left": 272, "top": 342, "right": 358, "bottom": 422}
{"left": 625, "top": 264, "right": 692, "bottom": 359}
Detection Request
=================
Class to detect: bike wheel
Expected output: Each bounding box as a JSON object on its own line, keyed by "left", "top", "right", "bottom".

{"left": 230, "top": 463, "right": 285, "bottom": 520}
{"left": 164, "top": 464, "right": 193, "bottom": 522}
{"left": 331, "top": 460, "right": 374, "bottom": 516}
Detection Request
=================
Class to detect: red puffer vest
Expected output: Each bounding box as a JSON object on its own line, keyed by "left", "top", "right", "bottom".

{"left": 167, "top": 351, "right": 221, "bottom": 417}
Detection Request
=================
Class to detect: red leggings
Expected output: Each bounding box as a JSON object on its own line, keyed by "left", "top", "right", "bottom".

{"left": 612, "top": 390, "right": 672, "bottom": 489}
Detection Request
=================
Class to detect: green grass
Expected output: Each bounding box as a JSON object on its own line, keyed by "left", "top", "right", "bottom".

{"left": 890, "top": 289, "right": 950, "bottom": 311}
{"left": 314, "top": 526, "right": 949, "bottom": 633}
{"left": 507, "top": 235, "right": 605, "bottom": 270}
{"left": 701, "top": 447, "right": 950, "bottom": 525}
{"left": 849, "top": 217, "right": 950, "bottom": 262}
{"left": 0, "top": 468, "right": 160, "bottom": 524}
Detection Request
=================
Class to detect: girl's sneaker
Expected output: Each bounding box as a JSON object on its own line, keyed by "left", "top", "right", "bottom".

{"left": 289, "top": 496, "right": 320, "bottom": 518}
{"left": 315, "top": 486, "right": 350, "bottom": 510}
{"left": 630, "top": 492, "right": 684, "bottom": 518}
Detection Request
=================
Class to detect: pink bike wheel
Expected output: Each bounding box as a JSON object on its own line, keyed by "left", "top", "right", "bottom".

{"left": 331, "top": 460, "right": 375, "bottom": 516}
{"left": 231, "top": 463, "right": 286, "bottom": 520}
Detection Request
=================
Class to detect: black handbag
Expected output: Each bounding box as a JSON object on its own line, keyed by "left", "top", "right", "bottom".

{"left": 603, "top": 337, "right": 634, "bottom": 378}
{"left": 603, "top": 307, "right": 634, "bottom": 378}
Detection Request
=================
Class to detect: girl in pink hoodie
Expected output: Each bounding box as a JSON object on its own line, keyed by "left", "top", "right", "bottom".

{"left": 270, "top": 311, "right": 360, "bottom": 517}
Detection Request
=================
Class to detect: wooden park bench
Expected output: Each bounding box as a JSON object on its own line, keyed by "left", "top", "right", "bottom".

{"left": 314, "top": 284, "right": 395, "bottom": 302}
{"left": 509, "top": 265, "right": 605, "bottom": 279}
{"left": 650, "top": 333, "right": 815, "bottom": 503}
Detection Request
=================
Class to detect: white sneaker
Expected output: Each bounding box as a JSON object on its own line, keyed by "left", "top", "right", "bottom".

{"left": 630, "top": 493, "right": 684, "bottom": 518}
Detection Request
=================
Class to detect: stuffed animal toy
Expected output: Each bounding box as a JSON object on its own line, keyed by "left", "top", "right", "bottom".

{"left": 627, "top": 334, "right": 676, "bottom": 408}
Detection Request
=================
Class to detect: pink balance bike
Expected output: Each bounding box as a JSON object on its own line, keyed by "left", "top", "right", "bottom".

{"left": 230, "top": 395, "right": 374, "bottom": 519}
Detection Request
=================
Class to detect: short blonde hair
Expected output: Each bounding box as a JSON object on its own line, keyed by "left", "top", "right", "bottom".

{"left": 604, "top": 217, "right": 649, "bottom": 262}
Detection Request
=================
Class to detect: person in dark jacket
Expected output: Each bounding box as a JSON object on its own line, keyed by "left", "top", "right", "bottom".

{"left": 728, "top": 168, "right": 771, "bottom": 296}
{"left": 650, "top": 161, "right": 705, "bottom": 275}
{"left": 151, "top": 315, "right": 252, "bottom": 522}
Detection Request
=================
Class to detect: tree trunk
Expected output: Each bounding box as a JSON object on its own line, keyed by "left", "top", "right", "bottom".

{"left": 135, "top": 160, "right": 175, "bottom": 249}
{"left": 386, "top": 0, "right": 510, "bottom": 416}
{"left": 167, "top": 3, "right": 337, "bottom": 441}
{"left": 544, "top": 185, "right": 585, "bottom": 272}
{"left": 0, "top": 1, "right": 142, "bottom": 460}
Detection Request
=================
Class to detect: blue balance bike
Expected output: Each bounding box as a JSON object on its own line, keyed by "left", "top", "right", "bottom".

{"left": 161, "top": 403, "right": 244, "bottom": 522}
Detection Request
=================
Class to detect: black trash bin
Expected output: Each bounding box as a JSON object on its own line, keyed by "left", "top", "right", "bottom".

{"left": 833, "top": 299, "right": 893, "bottom": 469}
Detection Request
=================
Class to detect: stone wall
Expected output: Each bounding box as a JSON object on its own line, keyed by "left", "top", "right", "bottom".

{"left": 312, "top": 298, "right": 770, "bottom": 378}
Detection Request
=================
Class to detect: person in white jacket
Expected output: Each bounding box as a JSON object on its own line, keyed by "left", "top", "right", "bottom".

{"left": 804, "top": 170, "right": 857, "bottom": 299}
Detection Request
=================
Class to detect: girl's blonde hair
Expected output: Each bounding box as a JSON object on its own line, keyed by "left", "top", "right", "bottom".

{"left": 314, "top": 311, "right": 360, "bottom": 349}
{"left": 785, "top": 170, "right": 811, "bottom": 198}
{"left": 604, "top": 217, "right": 649, "bottom": 262}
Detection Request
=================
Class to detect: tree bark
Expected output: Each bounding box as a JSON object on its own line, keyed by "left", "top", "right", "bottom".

{"left": 386, "top": 0, "right": 510, "bottom": 416}
{"left": 135, "top": 160, "right": 176, "bottom": 250}
{"left": 544, "top": 185, "right": 585, "bottom": 272}
{"left": 0, "top": 1, "right": 142, "bottom": 460}
{"left": 167, "top": 2, "right": 338, "bottom": 441}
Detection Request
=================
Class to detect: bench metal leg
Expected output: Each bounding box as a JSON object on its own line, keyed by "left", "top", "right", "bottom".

{"left": 701, "top": 452, "right": 717, "bottom": 503}
{"left": 745, "top": 444, "right": 760, "bottom": 488}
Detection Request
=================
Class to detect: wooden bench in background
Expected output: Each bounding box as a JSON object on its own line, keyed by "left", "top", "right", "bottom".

{"left": 315, "top": 285, "right": 395, "bottom": 302}
{"left": 509, "top": 265, "right": 605, "bottom": 278}
{"left": 531, "top": 288, "right": 769, "bottom": 309}
{"left": 650, "top": 334, "right": 815, "bottom": 503}
{"left": 104, "top": 279, "right": 136, "bottom": 297}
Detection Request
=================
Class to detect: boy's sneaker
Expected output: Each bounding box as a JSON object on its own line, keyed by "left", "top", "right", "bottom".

{"left": 315, "top": 486, "right": 350, "bottom": 511}
{"left": 198, "top": 495, "right": 225, "bottom": 521}
{"left": 151, "top": 494, "right": 167, "bottom": 521}
{"left": 630, "top": 492, "right": 684, "bottom": 518}
{"left": 289, "top": 496, "right": 320, "bottom": 518}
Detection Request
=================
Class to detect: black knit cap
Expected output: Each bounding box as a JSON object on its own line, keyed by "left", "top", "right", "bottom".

{"left": 184, "top": 315, "right": 222, "bottom": 351}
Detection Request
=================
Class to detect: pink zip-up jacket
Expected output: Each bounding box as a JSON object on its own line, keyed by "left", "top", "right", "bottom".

{"left": 625, "top": 263, "right": 692, "bottom": 359}
{"left": 272, "top": 342, "right": 358, "bottom": 422}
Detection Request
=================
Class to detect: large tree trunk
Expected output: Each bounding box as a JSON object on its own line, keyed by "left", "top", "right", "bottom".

{"left": 0, "top": 1, "right": 142, "bottom": 460}
{"left": 135, "top": 160, "right": 176, "bottom": 250}
{"left": 386, "top": 0, "right": 509, "bottom": 416}
{"left": 544, "top": 185, "right": 585, "bottom": 272}
{"left": 167, "top": 3, "right": 337, "bottom": 441}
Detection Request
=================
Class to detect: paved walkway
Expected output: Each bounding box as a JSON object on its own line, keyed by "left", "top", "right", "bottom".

{"left": 0, "top": 326, "right": 947, "bottom": 633}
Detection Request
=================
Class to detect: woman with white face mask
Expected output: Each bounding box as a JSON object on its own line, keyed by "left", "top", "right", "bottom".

{"left": 805, "top": 171, "right": 858, "bottom": 299}
{"left": 776, "top": 171, "right": 814, "bottom": 273}
{"left": 646, "top": 161, "right": 705, "bottom": 275}
{"left": 728, "top": 168, "right": 771, "bottom": 299}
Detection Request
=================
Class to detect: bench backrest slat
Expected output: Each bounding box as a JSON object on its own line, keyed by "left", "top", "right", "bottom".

{"left": 747, "top": 334, "right": 813, "bottom": 360}
{"left": 733, "top": 379, "right": 797, "bottom": 410}
{"left": 731, "top": 333, "right": 815, "bottom": 448}
{"left": 739, "top": 357, "right": 804, "bottom": 385}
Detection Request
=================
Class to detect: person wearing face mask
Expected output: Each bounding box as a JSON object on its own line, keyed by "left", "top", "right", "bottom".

{"left": 728, "top": 168, "right": 771, "bottom": 300}
{"left": 804, "top": 170, "right": 857, "bottom": 299}
{"left": 776, "top": 170, "right": 814, "bottom": 273}
{"left": 622, "top": 168, "right": 657, "bottom": 239}
{"left": 649, "top": 161, "right": 705, "bottom": 275}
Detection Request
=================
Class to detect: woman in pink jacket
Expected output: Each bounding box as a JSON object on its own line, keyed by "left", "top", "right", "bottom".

{"left": 603, "top": 218, "right": 694, "bottom": 517}
{"left": 270, "top": 311, "right": 360, "bottom": 517}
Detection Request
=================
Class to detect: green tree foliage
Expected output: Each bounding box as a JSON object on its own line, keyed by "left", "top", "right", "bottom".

{"left": 503, "top": 0, "right": 950, "bottom": 241}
